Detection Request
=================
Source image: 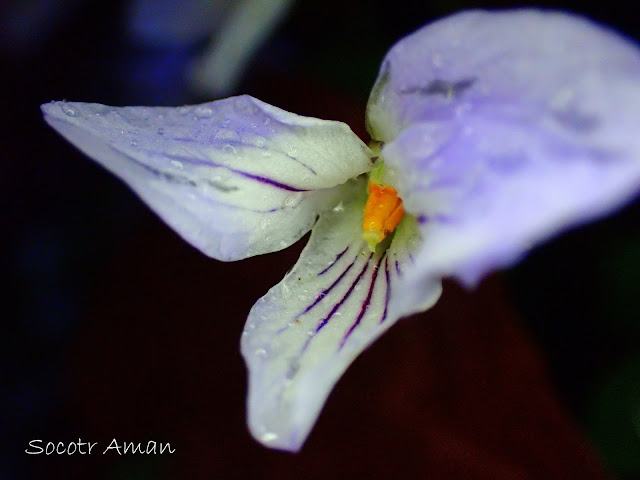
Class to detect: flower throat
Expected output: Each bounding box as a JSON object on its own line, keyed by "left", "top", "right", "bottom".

{"left": 362, "top": 151, "right": 404, "bottom": 252}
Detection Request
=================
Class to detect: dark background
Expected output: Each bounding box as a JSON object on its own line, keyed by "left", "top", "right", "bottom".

{"left": 3, "top": 1, "right": 640, "bottom": 479}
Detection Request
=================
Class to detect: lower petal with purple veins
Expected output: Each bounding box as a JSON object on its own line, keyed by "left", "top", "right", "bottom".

{"left": 241, "top": 180, "right": 441, "bottom": 451}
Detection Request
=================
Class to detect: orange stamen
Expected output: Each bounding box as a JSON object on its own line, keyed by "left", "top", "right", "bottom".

{"left": 362, "top": 180, "right": 404, "bottom": 251}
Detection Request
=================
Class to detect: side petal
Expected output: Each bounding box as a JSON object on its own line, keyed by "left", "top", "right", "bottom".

{"left": 42, "top": 96, "right": 374, "bottom": 260}
{"left": 241, "top": 179, "right": 441, "bottom": 451}
{"left": 363, "top": 10, "right": 640, "bottom": 317}
{"left": 383, "top": 111, "right": 640, "bottom": 318}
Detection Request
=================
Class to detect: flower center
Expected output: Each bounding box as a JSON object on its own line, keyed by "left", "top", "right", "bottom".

{"left": 362, "top": 161, "right": 404, "bottom": 252}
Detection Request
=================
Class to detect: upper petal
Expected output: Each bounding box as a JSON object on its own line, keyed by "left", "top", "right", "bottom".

{"left": 241, "top": 179, "right": 441, "bottom": 451}
{"left": 366, "top": 10, "right": 640, "bottom": 142}
{"left": 42, "top": 96, "right": 374, "bottom": 260}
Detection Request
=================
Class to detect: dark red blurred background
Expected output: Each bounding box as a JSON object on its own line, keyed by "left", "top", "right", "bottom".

{"left": 3, "top": 1, "right": 640, "bottom": 479}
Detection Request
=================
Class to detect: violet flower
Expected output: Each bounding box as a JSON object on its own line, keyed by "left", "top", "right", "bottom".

{"left": 42, "top": 10, "right": 640, "bottom": 452}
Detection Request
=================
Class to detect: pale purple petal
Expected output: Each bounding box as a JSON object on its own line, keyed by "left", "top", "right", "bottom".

{"left": 241, "top": 179, "right": 440, "bottom": 451}
{"left": 367, "top": 10, "right": 640, "bottom": 142}
{"left": 42, "top": 96, "right": 373, "bottom": 261}
{"left": 365, "top": 10, "right": 640, "bottom": 317}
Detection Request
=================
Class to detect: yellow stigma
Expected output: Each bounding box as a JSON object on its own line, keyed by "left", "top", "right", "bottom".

{"left": 362, "top": 179, "right": 404, "bottom": 252}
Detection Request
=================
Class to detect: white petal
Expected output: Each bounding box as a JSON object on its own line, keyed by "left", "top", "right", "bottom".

{"left": 241, "top": 180, "right": 441, "bottom": 451}
{"left": 42, "top": 96, "right": 373, "bottom": 260}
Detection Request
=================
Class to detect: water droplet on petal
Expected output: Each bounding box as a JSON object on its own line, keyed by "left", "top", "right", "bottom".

{"left": 215, "top": 129, "right": 236, "bottom": 141}
{"left": 194, "top": 105, "right": 213, "bottom": 118}
{"left": 170, "top": 160, "right": 184, "bottom": 169}
{"left": 130, "top": 140, "right": 138, "bottom": 146}
{"left": 261, "top": 432, "right": 278, "bottom": 443}
{"left": 255, "top": 348, "right": 267, "bottom": 358}
{"left": 177, "top": 106, "right": 190, "bottom": 115}
{"left": 234, "top": 97, "right": 257, "bottom": 114}
{"left": 157, "top": 127, "right": 165, "bottom": 135}
{"left": 223, "top": 144, "right": 236, "bottom": 154}
{"left": 284, "top": 194, "right": 301, "bottom": 208}
{"left": 61, "top": 104, "right": 77, "bottom": 117}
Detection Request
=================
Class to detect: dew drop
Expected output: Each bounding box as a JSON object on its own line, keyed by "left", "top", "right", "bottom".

{"left": 170, "top": 160, "right": 184, "bottom": 169}
{"left": 194, "top": 105, "right": 213, "bottom": 118}
{"left": 261, "top": 432, "right": 279, "bottom": 443}
{"left": 214, "top": 129, "right": 236, "bottom": 141}
{"left": 284, "top": 194, "right": 301, "bottom": 208}
{"left": 130, "top": 140, "right": 138, "bottom": 147}
{"left": 61, "top": 104, "right": 77, "bottom": 117}
{"left": 255, "top": 348, "right": 268, "bottom": 358}
{"left": 234, "top": 97, "right": 256, "bottom": 114}
{"left": 223, "top": 144, "right": 237, "bottom": 154}
{"left": 157, "top": 127, "right": 165, "bottom": 135}
{"left": 263, "top": 117, "right": 271, "bottom": 126}
{"left": 177, "top": 106, "right": 190, "bottom": 115}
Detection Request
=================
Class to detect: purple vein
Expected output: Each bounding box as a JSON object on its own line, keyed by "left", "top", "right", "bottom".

{"left": 318, "top": 247, "right": 349, "bottom": 276}
{"left": 340, "top": 255, "right": 384, "bottom": 348}
{"left": 313, "top": 253, "right": 373, "bottom": 334}
{"left": 301, "top": 254, "right": 357, "bottom": 315}
{"left": 234, "top": 171, "right": 307, "bottom": 191}
{"left": 380, "top": 256, "right": 391, "bottom": 324}
{"left": 158, "top": 152, "right": 309, "bottom": 192}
